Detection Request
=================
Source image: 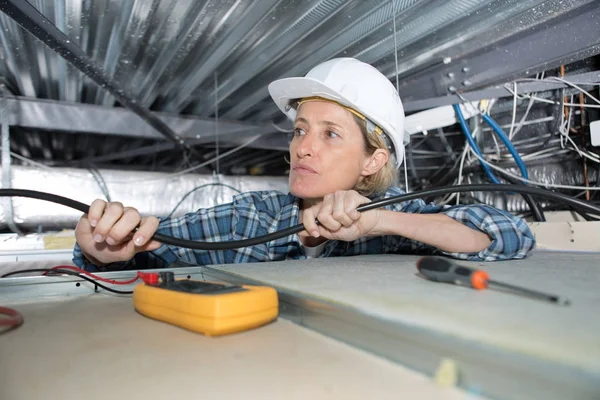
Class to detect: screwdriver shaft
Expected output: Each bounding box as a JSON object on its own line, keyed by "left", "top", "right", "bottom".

{"left": 487, "top": 279, "right": 571, "bottom": 306}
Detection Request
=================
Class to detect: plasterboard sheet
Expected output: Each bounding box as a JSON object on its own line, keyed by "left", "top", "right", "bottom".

{"left": 0, "top": 295, "right": 474, "bottom": 400}
{"left": 210, "top": 252, "right": 600, "bottom": 373}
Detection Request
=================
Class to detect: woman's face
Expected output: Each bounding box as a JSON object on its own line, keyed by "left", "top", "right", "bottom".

{"left": 288, "top": 100, "right": 374, "bottom": 201}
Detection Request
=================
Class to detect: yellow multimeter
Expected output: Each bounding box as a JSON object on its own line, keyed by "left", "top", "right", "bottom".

{"left": 133, "top": 271, "right": 278, "bottom": 336}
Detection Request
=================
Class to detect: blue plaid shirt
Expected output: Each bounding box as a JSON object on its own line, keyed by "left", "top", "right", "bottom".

{"left": 73, "top": 186, "right": 535, "bottom": 271}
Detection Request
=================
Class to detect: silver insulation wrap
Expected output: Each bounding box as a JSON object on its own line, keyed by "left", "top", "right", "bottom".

{"left": 467, "top": 161, "right": 597, "bottom": 213}
{"left": 0, "top": 166, "right": 288, "bottom": 230}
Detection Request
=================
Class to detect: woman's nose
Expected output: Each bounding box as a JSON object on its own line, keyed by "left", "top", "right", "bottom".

{"left": 296, "top": 134, "right": 316, "bottom": 157}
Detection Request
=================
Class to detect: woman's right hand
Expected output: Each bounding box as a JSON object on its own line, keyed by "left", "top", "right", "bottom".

{"left": 74, "top": 199, "right": 161, "bottom": 266}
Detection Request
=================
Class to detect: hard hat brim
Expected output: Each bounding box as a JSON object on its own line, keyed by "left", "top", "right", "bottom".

{"left": 268, "top": 77, "right": 355, "bottom": 118}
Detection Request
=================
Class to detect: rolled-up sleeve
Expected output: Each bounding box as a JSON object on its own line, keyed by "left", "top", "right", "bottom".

{"left": 440, "top": 204, "right": 535, "bottom": 261}
{"left": 380, "top": 187, "right": 535, "bottom": 261}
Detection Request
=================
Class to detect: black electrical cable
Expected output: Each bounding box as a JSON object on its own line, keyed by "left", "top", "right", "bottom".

{"left": 496, "top": 175, "right": 546, "bottom": 222}
{"left": 2, "top": 186, "right": 600, "bottom": 251}
{"left": 1, "top": 268, "right": 133, "bottom": 294}
{"left": 167, "top": 183, "right": 242, "bottom": 218}
{"left": 519, "top": 201, "right": 600, "bottom": 221}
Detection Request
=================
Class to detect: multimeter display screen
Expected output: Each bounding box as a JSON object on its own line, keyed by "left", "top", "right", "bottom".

{"left": 160, "top": 280, "right": 247, "bottom": 295}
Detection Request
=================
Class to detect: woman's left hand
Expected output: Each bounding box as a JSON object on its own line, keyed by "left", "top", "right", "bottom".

{"left": 301, "top": 190, "right": 382, "bottom": 242}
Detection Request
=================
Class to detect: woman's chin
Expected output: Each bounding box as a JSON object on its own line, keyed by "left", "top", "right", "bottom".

{"left": 289, "top": 181, "right": 326, "bottom": 199}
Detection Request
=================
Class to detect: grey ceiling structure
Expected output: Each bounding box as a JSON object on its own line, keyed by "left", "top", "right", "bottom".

{"left": 0, "top": 0, "right": 599, "bottom": 175}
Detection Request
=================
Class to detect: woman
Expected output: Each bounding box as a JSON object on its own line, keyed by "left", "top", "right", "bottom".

{"left": 73, "top": 58, "right": 534, "bottom": 271}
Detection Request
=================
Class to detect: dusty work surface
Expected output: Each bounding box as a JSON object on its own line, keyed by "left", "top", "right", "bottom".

{"left": 0, "top": 295, "right": 474, "bottom": 400}
{"left": 209, "top": 251, "right": 600, "bottom": 374}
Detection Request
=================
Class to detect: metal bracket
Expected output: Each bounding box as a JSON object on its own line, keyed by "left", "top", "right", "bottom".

{"left": 0, "top": 85, "right": 22, "bottom": 234}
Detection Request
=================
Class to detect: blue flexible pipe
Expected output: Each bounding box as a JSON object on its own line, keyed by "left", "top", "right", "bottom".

{"left": 481, "top": 114, "right": 529, "bottom": 180}
{"left": 452, "top": 104, "right": 501, "bottom": 184}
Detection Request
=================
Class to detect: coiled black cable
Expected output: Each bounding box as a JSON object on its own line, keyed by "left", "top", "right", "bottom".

{"left": 1, "top": 186, "right": 599, "bottom": 251}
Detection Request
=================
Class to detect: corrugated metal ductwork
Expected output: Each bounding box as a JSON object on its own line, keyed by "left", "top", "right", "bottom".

{"left": 1, "top": 0, "right": 598, "bottom": 169}
{"left": 0, "top": 165, "right": 288, "bottom": 230}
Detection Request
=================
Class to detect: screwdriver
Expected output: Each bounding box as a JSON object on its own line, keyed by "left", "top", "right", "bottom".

{"left": 416, "top": 256, "right": 571, "bottom": 306}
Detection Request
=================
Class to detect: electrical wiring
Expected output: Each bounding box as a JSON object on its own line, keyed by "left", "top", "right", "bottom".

{"left": 517, "top": 148, "right": 571, "bottom": 162}
{"left": 508, "top": 71, "right": 543, "bottom": 141}
{"left": 167, "top": 182, "right": 242, "bottom": 218}
{"left": 0, "top": 306, "right": 23, "bottom": 329}
{"left": 506, "top": 76, "right": 600, "bottom": 105}
{"left": 427, "top": 150, "right": 463, "bottom": 187}
{"left": 491, "top": 173, "right": 546, "bottom": 222}
{"left": 480, "top": 117, "right": 555, "bottom": 136}
{"left": 455, "top": 139, "right": 471, "bottom": 204}
{"left": 271, "top": 121, "right": 294, "bottom": 133}
{"left": 88, "top": 168, "right": 111, "bottom": 202}
{"left": 490, "top": 125, "right": 502, "bottom": 158}
{"left": 508, "top": 82, "right": 518, "bottom": 140}
{"left": 466, "top": 148, "right": 600, "bottom": 191}
{"left": 1, "top": 268, "right": 134, "bottom": 294}
{"left": 540, "top": 77, "right": 600, "bottom": 105}
{"left": 555, "top": 103, "right": 600, "bottom": 164}
{"left": 453, "top": 78, "right": 600, "bottom": 191}
{"left": 503, "top": 90, "right": 600, "bottom": 109}
{"left": 509, "top": 95, "right": 536, "bottom": 140}
{"left": 106, "top": 135, "right": 262, "bottom": 184}
{"left": 481, "top": 113, "right": 530, "bottom": 179}
{"left": 483, "top": 136, "right": 562, "bottom": 155}
{"left": 484, "top": 145, "right": 571, "bottom": 163}
{"left": 447, "top": 136, "right": 546, "bottom": 221}
{"left": 1, "top": 134, "right": 263, "bottom": 186}
{"left": 453, "top": 104, "right": 501, "bottom": 184}
{"left": 42, "top": 265, "right": 139, "bottom": 285}
{"left": 1, "top": 186, "right": 599, "bottom": 251}
{"left": 429, "top": 136, "right": 560, "bottom": 190}
{"left": 453, "top": 103, "right": 531, "bottom": 183}
{"left": 436, "top": 128, "right": 457, "bottom": 161}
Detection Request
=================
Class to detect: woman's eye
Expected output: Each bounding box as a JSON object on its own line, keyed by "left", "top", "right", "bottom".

{"left": 326, "top": 130, "right": 340, "bottom": 139}
{"left": 294, "top": 128, "right": 306, "bottom": 136}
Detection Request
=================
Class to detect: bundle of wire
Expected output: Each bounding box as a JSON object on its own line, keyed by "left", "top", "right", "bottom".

{"left": 1, "top": 186, "right": 600, "bottom": 251}
{"left": 1, "top": 266, "right": 136, "bottom": 294}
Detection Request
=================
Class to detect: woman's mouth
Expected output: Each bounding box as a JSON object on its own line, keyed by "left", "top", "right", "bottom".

{"left": 293, "top": 164, "right": 318, "bottom": 174}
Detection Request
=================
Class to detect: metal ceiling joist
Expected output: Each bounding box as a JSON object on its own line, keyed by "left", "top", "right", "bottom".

{"left": 392, "top": 0, "right": 600, "bottom": 103}
{"left": 3, "top": 96, "right": 276, "bottom": 140}
{"left": 0, "top": 0, "right": 189, "bottom": 150}
{"left": 402, "top": 70, "right": 600, "bottom": 112}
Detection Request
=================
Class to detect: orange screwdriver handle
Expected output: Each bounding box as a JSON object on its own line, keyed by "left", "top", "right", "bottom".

{"left": 416, "top": 256, "right": 490, "bottom": 290}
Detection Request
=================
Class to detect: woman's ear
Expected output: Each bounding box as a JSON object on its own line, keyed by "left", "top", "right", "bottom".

{"left": 361, "top": 149, "right": 389, "bottom": 177}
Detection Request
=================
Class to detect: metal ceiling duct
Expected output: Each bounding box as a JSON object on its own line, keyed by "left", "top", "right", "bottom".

{"left": 1, "top": 0, "right": 598, "bottom": 118}
{"left": 0, "top": 165, "right": 289, "bottom": 230}
{"left": 0, "top": 0, "right": 598, "bottom": 186}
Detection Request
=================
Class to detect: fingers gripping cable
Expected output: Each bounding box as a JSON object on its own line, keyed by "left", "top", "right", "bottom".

{"left": 1, "top": 186, "right": 599, "bottom": 250}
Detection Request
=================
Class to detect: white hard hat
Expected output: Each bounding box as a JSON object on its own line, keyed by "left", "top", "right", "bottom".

{"left": 268, "top": 57, "right": 405, "bottom": 167}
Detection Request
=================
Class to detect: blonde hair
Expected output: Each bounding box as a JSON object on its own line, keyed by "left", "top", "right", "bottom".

{"left": 351, "top": 114, "right": 398, "bottom": 197}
